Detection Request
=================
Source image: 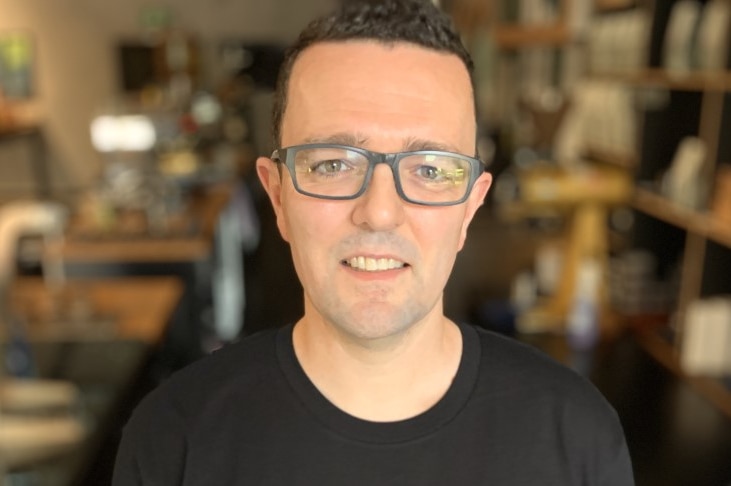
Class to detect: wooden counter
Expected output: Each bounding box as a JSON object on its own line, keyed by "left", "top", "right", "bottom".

{"left": 7, "top": 276, "right": 183, "bottom": 345}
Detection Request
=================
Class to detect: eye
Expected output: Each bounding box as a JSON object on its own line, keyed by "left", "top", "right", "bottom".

{"left": 310, "top": 159, "right": 351, "bottom": 174}
{"left": 416, "top": 165, "right": 444, "bottom": 181}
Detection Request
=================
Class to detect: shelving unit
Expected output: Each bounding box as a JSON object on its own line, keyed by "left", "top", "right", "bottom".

{"left": 601, "top": 66, "right": 731, "bottom": 334}
{"left": 631, "top": 187, "right": 731, "bottom": 413}
{"left": 587, "top": 0, "right": 731, "bottom": 416}
{"left": 456, "top": 0, "right": 731, "bottom": 416}
{"left": 452, "top": 0, "right": 583, "bottom": 136}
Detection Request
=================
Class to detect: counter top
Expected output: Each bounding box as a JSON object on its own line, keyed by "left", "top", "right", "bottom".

{"left": 7, "top": 276, "right": 184, "bottom": 345}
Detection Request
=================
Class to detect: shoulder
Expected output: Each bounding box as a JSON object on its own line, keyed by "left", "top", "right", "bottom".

{"left": 472, "top": 325, "right": 597, "bottom": 389}
{"left": 463, "top": 325, "right": 633, "bottom": 484}
{"left": 133, "top": 326, "right": 283, "bottom": 420}
{"left": 113, "top": 327, "right": 287, "bottom": 483}
{"left": 468, "top": 325, "right": 621, "bottom": 426}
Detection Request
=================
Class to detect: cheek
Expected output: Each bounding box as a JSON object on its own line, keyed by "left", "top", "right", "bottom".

{"left": 282, "top": 204, "right": 325, "bottom": 288}
{"left": 282, "top": 195, "right": 342, "bottom": 257}
{"left": 412, "top": 209, "right": 465, "bottom": 261}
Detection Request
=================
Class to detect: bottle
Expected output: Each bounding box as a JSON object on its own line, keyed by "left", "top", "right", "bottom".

{"left": 567, "top": 258, "right": 601, "bottom": 351}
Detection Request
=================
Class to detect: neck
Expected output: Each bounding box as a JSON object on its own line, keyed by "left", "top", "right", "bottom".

{"left": 292, "top": 311, "right": 462, "bottom": 422}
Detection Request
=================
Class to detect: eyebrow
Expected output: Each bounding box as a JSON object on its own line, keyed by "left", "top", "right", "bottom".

{"left": 401, "top": 137, "right": 461, "bottom": 154}
{"left": 302, "top": 133, "right": 462, "bottom": 154}
{"left": 302, "top": 133, "right": 367, "bottom": 146}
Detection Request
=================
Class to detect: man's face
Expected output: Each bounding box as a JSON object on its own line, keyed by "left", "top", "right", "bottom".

{"left": 257, "top": 41, "right": 491, "bottom": 341}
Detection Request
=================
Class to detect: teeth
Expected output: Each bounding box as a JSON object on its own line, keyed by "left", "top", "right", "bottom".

{"left": 346, "top": 257, "right": 405, "bottom": 271}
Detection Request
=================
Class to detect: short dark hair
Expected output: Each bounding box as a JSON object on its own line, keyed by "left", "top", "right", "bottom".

{"left": 271, "top": 0, "right": 474, "bottom": 147}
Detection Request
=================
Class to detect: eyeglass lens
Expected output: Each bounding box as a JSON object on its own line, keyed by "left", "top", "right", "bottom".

{"left": 291, "top": 146, "right": 472, "bottom": 204}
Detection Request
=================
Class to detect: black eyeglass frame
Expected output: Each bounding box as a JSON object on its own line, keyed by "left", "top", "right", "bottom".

{"left": 270, "top": 143, "right": 487, "bottom": 207}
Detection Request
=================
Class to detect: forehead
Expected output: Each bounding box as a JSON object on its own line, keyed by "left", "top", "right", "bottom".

{"left": 281, "top": 40, "right": 475, "bottom": 152}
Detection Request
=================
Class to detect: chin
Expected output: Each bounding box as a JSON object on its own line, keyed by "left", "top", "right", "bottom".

{"left": 331, "top": 302, "right": 425, "bottom": 341}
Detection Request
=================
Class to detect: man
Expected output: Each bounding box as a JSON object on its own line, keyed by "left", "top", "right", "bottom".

{"left": 113, "top": 1, "right": 634, "bottom": 484}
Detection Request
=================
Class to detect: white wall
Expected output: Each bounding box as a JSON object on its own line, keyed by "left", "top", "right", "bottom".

{"left": 0, "top": 0, "right": 334, "bottom": 197}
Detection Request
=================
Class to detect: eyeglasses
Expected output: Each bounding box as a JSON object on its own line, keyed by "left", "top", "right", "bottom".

{"left": 270, "top": 143, "right": 486, "bottom": 206}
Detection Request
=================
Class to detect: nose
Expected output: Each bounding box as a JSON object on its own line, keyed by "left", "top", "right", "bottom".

{"left": 352, "top": 164, "right": 405, "bottom": 231}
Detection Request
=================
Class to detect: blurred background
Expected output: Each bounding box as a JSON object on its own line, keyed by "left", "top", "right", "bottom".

{"left": 0, "top": 0, "right": 730, "bottom": 484}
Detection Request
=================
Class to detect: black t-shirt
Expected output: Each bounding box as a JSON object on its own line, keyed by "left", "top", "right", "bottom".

{"left": 112, "top": 323, "right": 634, "bottom": 485}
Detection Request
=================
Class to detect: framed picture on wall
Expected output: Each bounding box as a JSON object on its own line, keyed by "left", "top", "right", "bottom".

{"left": 0, "top": 31, "right": 34, "bottom": 99}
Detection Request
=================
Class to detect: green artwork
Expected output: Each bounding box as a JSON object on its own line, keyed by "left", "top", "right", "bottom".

{"left": 0, "top": 31, "right": 33, "bottom": 99}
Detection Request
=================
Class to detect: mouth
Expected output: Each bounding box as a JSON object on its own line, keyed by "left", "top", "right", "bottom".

{"left": 341, "top": 256, "right": 408, "bottom": 272}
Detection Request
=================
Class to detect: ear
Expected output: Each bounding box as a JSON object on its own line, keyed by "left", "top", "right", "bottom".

{"left": 256, "top": 156, "right": 290, "bottom": 242}
{"left": 457, "top": 171, "right": 492, "bottom": 251}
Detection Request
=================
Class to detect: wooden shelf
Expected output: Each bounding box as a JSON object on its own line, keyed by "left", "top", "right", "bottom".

{"left": 635, "top": 327, "right": 731, "bottom": 420}
{"left": 58, "top": 182, "right": 232, "bottom": 264}
{"left": 593, "top": 69, "right": 731, "bottom": 92}
{"left": 594, "top": 0, "right": 636, "bottom": 12}
{"left": 493, "top": 23, "right": 571, "bottom": 48}
{"left": 632, "top": 188, "right": 731, "bottom": 249}
{"left": 707, "top": 218, "right": 731, "bottom": 249}
{"left": 0, "top": 124, "right": 40, "bottom": 141}
{"left": 633, "top": 188, "right": 708, "bottom": 233}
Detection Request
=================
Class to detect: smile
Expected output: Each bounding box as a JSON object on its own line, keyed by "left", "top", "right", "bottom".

{"left": 343, "top": 256, "right": 407, "bottom": 272}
